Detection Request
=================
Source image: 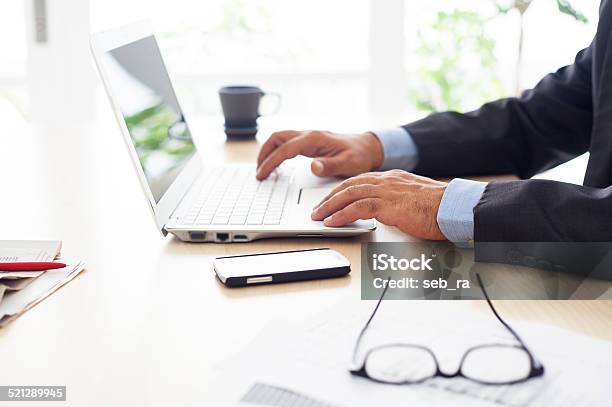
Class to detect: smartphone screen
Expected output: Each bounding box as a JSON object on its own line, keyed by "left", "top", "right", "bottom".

{"left": 214, "top": 248, "right": 350, "bottom": 281}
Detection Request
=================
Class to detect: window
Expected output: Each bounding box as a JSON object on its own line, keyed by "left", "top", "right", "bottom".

{"left": 2, "top": 1, "right": 601, "bottom": 123}
{"left": 91, "top": 0, "right": 371, "bottom": 119}
{"left": 0, "top": 1, "right": 27, "bottom": 115}
{"left": 404, "top": 0, "right": 599, "bottom": 113}
{"left": 0, "top": 2, "right": 27, "bottom": 80}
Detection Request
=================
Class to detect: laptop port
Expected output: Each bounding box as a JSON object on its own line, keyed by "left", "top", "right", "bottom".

{"left": 189, "top": 232, "right": 206, "bottom": 240}
{"left": 216, "top": 233, "right": 229, "bottom": 242}
{"left": 233, "top": 234, "right": 248, "bottom": 242}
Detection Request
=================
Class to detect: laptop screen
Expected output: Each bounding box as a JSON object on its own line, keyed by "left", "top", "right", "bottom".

{"left": 101, "top": 35, "right": 196, "bottom": 202}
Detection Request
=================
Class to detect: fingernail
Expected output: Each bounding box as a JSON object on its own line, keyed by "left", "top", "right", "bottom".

{"left": 323, "top": 216, "right": 334, "bottom": 226}
{"left": 312, "top": 160, "right": 324, "bottom": 175}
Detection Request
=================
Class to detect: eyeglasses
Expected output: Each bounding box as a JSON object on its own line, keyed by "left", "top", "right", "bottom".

{"left": 349, "top": 274, "right": 545, "bottom": 385}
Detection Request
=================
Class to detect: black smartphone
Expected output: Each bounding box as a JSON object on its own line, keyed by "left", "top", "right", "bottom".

{"left": 213, "top": 248, "right": 351, "bottom": 287}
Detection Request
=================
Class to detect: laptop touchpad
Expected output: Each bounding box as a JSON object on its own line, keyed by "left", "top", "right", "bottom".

{"left": 298, "top": 187, "right": 330, "bottom": 209}
{"left": 297, "top": 186, "right": 375, "bottom": 230}
{"left": 297, "top": 185, "right": 376, "bottom": 230}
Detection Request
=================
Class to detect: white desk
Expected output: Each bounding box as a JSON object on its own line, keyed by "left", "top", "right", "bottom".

{"left": 0, "top": 100, "right": 610, "bottom": 406}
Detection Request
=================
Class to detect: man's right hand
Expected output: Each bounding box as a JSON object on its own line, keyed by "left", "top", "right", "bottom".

{"left": 256, "top": 130, "right": 385, "bottom": 180}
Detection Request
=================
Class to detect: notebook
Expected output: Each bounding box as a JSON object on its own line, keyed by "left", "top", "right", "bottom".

{"left": 0, "top": 240, "right": 85, "bottom": 328}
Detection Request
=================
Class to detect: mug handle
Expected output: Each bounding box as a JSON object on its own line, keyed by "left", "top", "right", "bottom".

{"left": 260, "top": 92, "right": 282, "bottom": 116}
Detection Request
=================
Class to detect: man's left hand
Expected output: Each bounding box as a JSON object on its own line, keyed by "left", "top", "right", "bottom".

{"left": 311, "top": 170, "right": 449, "bottom": 240}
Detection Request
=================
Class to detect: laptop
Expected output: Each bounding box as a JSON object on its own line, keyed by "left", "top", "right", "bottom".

{"left": 90, "top": 21, "right": 375, "bottom": 243}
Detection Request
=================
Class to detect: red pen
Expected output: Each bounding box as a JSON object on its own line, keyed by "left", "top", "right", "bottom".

{"left": 0, "top": 262, "right": 67, "bottom": 272}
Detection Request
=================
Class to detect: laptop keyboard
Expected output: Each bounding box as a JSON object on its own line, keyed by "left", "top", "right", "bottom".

{"left": 182, "top": 167, "right": 290, "bottom": 226}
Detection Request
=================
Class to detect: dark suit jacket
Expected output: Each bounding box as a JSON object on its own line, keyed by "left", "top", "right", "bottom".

{"left": 403, "top": 1, "right": 612, "bottom": 275}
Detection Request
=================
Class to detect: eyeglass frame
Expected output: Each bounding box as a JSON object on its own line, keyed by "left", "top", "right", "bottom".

{"left": 349, "top": 273, "right": 545, "bottom": 385}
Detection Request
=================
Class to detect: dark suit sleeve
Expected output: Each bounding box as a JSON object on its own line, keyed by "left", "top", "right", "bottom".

{"left": 404, "top": 45, "right": 594, "bottom": 179}
{"left": 475, "top": 180, "right": 612, "bottom": 241}
{"left": 473, "top": 180, "right": 612, "bottom": 279}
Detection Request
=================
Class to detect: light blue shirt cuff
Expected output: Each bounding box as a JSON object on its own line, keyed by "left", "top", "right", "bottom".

{"left": 372, "top": 128, "right": 419, "bottom": 171}
{"left": 437, "top": 179, "right": 487, "bottom": 245}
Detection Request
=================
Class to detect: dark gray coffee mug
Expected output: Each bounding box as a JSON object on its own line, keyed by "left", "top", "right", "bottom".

{"left": 218, "top": 85, "right": 281, "bottom": 139}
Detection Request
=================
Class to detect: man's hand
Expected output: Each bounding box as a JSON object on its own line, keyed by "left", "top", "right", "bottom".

{"left": 311, "top": 170, "right": 448, "bottom": 240}
{"left": 256, "top": 130, "right": 384, "bottom": 180}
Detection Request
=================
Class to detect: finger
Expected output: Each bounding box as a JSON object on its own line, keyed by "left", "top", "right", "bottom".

{"left": 311, "top": 184, "right": 380, "bottom": 220}
{"left": 311, "top": 154, "right": 350, "bottom": 177}
{"left": 315, "top": 173, "right": 383, "bottom": 208}
{"left": 256, "top": 134, "right": 311, "bottom": 180}
{"left": 257, "top": 131, "right": 300, "bottom": 167}
{"left": 323, "top": 198, "right": 382, "bottom": 227}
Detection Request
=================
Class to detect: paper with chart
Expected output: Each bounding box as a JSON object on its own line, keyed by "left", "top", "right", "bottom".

{"left": 0, "top": 240, "right": 62, "bottom": 279}
{"left": 0, "top": 261, "right": 85, "bottom": 327}
{"left": 221, "top": 299, "right": 612, "bottom": 407}
{"left": 0, "top": 240, "right": 85, "bottom": 328}
{"left": 0, "top": 240, "right": 62, "bottom": 304}
{"left": 238, "top": 382, "right": 340, "bottom": 407}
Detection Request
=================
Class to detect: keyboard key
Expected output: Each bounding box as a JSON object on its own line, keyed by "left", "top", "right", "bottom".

{"left": 212, "top": 216, "right": 229, "bottom": 224}
{"left": 229, "top": 216, "right": 247, "bottom": 225}
{"left": 246, "top": 214, "right": 264, "bottom": 224}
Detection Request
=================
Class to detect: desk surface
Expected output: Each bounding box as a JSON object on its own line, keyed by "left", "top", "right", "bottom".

{"left": 0, "top": 100, "right": 610, "bottom": 406}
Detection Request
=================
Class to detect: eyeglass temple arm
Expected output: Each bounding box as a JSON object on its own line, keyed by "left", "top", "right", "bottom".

{"left": 476, "top": 273, "right": 539, "bottom": 362}
{"left": 351, "top": 279, "right": 391, "bottom": 365}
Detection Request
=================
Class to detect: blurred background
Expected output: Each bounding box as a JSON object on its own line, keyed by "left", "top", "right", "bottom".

{"left": 0, "top": 0, "right": 600, "bottom": 127}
